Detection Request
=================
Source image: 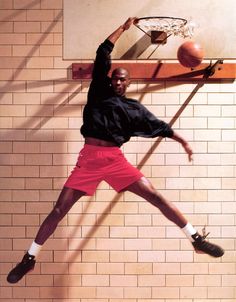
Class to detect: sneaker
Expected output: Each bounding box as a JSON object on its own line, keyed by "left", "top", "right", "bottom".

{"left": 7, "top": 252, "right": 36, "bottom": 283}
{"left": 192, "top": 228, "right": 224, "bottom": 257}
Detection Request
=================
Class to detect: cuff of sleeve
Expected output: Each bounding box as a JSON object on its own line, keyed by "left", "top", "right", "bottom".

{"left": 166, "top": 128, "right": 174, "bottom": 138}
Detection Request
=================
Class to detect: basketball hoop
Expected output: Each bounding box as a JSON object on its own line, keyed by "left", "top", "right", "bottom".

{"left": 135, "top": 16, "right": 196, "bottom": 44}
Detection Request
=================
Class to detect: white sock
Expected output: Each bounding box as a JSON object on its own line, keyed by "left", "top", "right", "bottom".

{"left": 28, "top": 241, "right": 42, "bottom": 258}
{"left": 182, "top": 223, "right": 197, "bottom": 242}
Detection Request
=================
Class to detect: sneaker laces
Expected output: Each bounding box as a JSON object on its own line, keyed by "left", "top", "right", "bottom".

{"left": 201, "top": 226, "right": 210, "bottom": 240}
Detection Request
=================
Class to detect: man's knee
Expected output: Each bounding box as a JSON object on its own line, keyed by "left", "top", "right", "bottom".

{"left": 51, "top": 206, "right": 67, "bottom": 221}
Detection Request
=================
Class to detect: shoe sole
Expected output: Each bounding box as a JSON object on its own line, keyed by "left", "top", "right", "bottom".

{"left": 7, "top": 266, "right": 35, "bottom": 284}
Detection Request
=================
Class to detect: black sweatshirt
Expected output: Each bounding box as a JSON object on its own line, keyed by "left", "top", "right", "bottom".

{"left": 80, "top": 39, "right": 173, "bottom": 147}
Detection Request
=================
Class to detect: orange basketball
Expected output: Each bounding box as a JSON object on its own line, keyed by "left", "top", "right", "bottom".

{"left": 177, "top": 41, "right": 204, "bottom": 68}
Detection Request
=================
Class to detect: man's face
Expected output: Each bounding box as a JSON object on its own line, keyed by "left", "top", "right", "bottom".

{"left": 111, "top": 68, "right": 130, "bottom": 97}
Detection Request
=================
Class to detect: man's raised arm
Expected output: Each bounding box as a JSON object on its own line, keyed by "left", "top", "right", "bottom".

{"left": 107, "top": 17, "right": 137, "bottom": 45}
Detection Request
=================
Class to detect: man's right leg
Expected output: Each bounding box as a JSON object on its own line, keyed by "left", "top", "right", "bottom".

{"left": 7, "top": 187, "right": 85, "bottom": 283}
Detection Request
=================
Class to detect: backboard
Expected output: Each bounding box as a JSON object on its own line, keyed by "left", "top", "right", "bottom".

{"left": 63, "top": 0, "right": 236, "bottom": 60}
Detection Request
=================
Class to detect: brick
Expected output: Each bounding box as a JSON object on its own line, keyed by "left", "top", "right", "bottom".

{"left": 0, "top": 69, "right": 13, "bottom": 81}
{"left": 97, "top": 263, "right": 124, "bottom": 274}
{"left": 166, "top": 251, "right": 193, "bottom": 262}
{"left": 0, "top": 57, "right": 26, "bottom": 69}
{"left": 181, "top": 263, "right": 209, "bottom": 274}
{"left": 53, "top": 250, "right": 81, "bottom": 263}
{"left": 0, "top": 104, "right": 25, "bottom": 116}
{"left": 82, "top": 274, "right": 109, "bottom": 286}
{"left": 110, "top": 226, "right": 137, "bottom": 238}
{"left": 0, "top": 213, "right": 11, "bottom": 225}
{"left": 41, "top": 262, "right": 68, "bottom": 274}
{"left": 194, "top": 129, "right": 221, "bottom": 141}
{"left": 208, "top": 287, "right": 235, "bottom": 299}
{"left": 55, "top": 105, "right": 82, "bottom": 117}
{"left": 0, "top": 165, "right": 11, "bottom": 176}
{"left": 25, "top": 154, "right": 52, "bottom": 165}
{"left": 26, "top": 32, "right": 54, "bottom": 45}
{"left": 194, "top": 105, "right": 221, "bottom": 117}
{"left": 0, "top": 93, "right": 12, "bottom": 104}
{"left": 98, "top": 214, "right": 124, "bottom": 226}
{"left": 208, "top": 141, "right": 234, "bottom": 153}
{"left": 166, "top": 104, "right": 193, "bottom": 117}
{"left": 125, "top": 263, "right": 152, "bottom": 275}
{"left": 194, "top": 274, "right": 221, "bottom": 286}
{"left": 14, "top": 21, "right": 40, "bottom": 33}
{"left": 27, "top": 80, "right": 54, "bottom": 93}
{"left": 0, "top": 178, "right": 24, "bottom": 189}
{"left": 125, "top": 214, "right": 151, "bottom": 226}
{"left": 152, "top": 287, "right": 179, "bottom": 298}
{"left": 0, "top": 287, "right": 12, "bottom": 298}
{"left": 209, "top": 263, "right": 235, "bottom": 275}
{"left": 13, "top": 165, "right": 39, "bottom": 177}
{"left": 180, "top": 287, "right": 207, "bottom": 298}
{"left": 194, "top": 177, "right": 221, "bottom": 189}
{"left": 110, "top": 275, "right": 137, "bottom": 287}
{"left": 13, "top": 0, "right": 40, "bottom": 9}
{"left": 41, "top": 20, "right": 62, "bottom": 33}
{"left": 180, "top": 189, "right": 208, "bottom": 202}
{"left": 0, "top": 0, "right": 13, "bottom": 9}
{"left": 41, "top": 117, "right": 69, "bottom": 129}
{"left": 39, "top": 287, "right": 67, "bottom": 299}
{"left": 25, "top": 274, "right": 53, "bottom": 286}
{"left": 13, "top": 141, "right": 40, "bottom": 153}
{"left": 0, "top": 33, "right": 25, "bottom": 44}
{"left": 97, "top": 287, "right": 123, "bottom": 299}
{"left": 180, "top": 166, "right": 207, "bottom": 177}
{"left": 41, "top": 0, "right": 63, "bottom": 9}
{"left": 124, "top": 287, "right": 151, "bottom": 298}
{"left": 0, "top": 238, "right": 12, "bottom": 250}
{"left": 26, "top": 177, "right": 52, "bottom": 189}
{"left": 0, "top": 226, "right": 25, "bottom": 238}
{"left": 138, "top": 227, "right": 165, "bottom": 238}
{"left": 209, "top": 214, "right": 234, "bottom": 225}
{"left": 96, "top": 238, "right": 124, "bottom": 250}
{"left": 125, "top": 238, "right": 152, "bottom": 250}
{"left": 12, "top": 214, "right": 39, "bottom": 225}
{"left": 110, "top": 251, "right": 137, "bottom": 262}
{"left": 41, "top": 68, "right": 67, "bottom": 81}
{"left": 26, "top": 10, "right": 54, "bottom": 21}
{"left": 166, "top": 178, "right": 193, "bottom": 190}
{"left": 40, "top": 45, "right": 62, "bottom": 57}
{"left": 82, "top": 226, "right": 109, "bottom": 238}
{"left": 222, "top": 275, "right": 236, "bottom": 286}
{"left": 222, "top": 226, "right": 236, "bottom": 238}
{"left": 69, "top": 263, "right": 96, "bottom": 275}
{"left": 138, "top": 251, "right": 165, "bottom": 262}
{"left": 167, "top": 275, "right": 193, "bottom": 286}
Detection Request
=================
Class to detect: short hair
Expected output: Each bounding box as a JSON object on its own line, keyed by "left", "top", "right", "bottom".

{"left": 111, "top": 67, "right": 130, "bottom": 79}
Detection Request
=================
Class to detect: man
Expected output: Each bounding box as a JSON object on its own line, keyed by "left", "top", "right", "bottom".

{"left": 7, "top": 17, "right": 224, "bottom": 284}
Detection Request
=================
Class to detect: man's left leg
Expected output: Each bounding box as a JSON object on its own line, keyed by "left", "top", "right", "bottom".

{"left": 125, "top": 177, "right": 224, "bottom": 257}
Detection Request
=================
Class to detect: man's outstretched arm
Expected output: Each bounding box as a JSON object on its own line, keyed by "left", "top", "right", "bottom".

{"left": 171, "top": 131, "right": 193, "bottom": 162}
{"left": 107, "top": 17, "right": 137, "bottom": 44}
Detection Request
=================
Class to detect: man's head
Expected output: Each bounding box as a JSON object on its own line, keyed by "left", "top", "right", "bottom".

{"left": 111, "top": 67, "right": 130, "bottom": 96}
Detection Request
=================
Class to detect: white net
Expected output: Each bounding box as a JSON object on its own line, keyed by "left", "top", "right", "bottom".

{"left": 135, "top": 17, "right": 196, "bottom": 38}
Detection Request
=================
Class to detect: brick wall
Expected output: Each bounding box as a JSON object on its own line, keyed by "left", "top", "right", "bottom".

{"left": 0, "top": 0, "right": 235, "bottom": 301}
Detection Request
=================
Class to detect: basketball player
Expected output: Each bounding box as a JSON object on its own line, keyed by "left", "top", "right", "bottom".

{"left": 7, "top": 17, "right": 224, "bottom": 284}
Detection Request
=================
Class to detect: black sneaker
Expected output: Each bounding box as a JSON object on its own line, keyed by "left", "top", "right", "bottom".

{"left": 7, "top": 252, "right": 36, "bottom": 283}
{"left": 192, "top": 228, "right": 224, "bottom": 257}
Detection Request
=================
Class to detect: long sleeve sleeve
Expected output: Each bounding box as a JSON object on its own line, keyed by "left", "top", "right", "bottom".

{"left": 131, "top": 105, "right": 174, "bottom": 139}
{"left": 92, "top": 39, "right": 114, "bottom": 80}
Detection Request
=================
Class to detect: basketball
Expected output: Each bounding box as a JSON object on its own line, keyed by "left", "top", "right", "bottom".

{"left": 177, "top": 41, "right": 204, "bottom": 68}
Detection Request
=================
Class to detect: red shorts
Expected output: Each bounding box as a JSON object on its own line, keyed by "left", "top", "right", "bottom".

{"left": 64, "top": 144, "right": 143, "bottom": 196}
